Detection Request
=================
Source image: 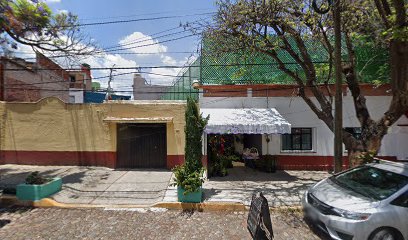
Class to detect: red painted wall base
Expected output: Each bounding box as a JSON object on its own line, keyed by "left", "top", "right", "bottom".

{"left": 167, "top": 155, "right": 184, "bottom": 169}
{"left": 0, "top": 150, "right": 116, "bottom": 168}
{"left": 275, "top": 155, "right": 398, "bottom": 171}
{"left": 0, "top": 151, "right": 185, "bottom": 170}
{"left": 201, "top": 154, "right": 399, "bottom": 171}
{"left": 1, "top": 151, "right": 397, "bottom": 171}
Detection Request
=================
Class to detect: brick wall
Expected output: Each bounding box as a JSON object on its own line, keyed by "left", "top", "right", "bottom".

{"left": 1, "top": 57, "right": 69, "bottom": 102}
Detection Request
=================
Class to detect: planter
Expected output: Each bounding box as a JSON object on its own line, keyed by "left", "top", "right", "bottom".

{"left": 177, "top": 186, "right": 202, "bottom": 203}
{"left": 16, "top": 178, "right": 62, "bottom": 201}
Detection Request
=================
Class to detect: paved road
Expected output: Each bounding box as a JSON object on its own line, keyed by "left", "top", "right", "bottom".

{"left": 0, "top": 207, "right": 328, "bottom": 240}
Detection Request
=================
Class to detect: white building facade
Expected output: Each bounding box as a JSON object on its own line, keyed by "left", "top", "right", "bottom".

{"left": 199, "top": 84, "right": 408, "bottom": 170}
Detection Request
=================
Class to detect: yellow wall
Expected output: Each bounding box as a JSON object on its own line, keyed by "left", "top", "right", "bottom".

{"left": 0, "top": 98, "right": 186, "bottom": 156}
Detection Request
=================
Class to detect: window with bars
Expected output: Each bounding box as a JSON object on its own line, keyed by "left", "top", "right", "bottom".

{"left": 282, "top": 128, "right": 313, "bottom": 151}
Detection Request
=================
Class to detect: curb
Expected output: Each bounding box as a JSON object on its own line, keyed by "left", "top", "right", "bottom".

{"left": 0, "top": 195, "right": 152, "bottom": 209}
{"left": 1, "top": 195, "right": 247, "bottom": 211}
{"left": 1, "top": 195, "right": 301, "bottom": 212}
{"left": 153, "top": 202, "right": 248, "bottom": 212}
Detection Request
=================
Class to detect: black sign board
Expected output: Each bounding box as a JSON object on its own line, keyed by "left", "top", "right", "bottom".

{"left": 247, "top": 192, "right": 274, "bottom": 240}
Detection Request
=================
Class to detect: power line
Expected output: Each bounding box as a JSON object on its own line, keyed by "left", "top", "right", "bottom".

{"left": 1, "top": 33, "right": 199, "bottom": 62}
{"left": 1, "top": 84, "right": 357, "bottom": 94}
{"left": 102, "top": 34, "right": 197, "bottom": 53}
{"left": 1, "top": 60, "right": 386, "bottom": 71}
{"left": 78, "top": 8, "right": 214, "bottom": 21}
{"left": 56, "top": 12, "right": 214, "bottom": 28}
{"left": 102, "top": 26, "right": 183, "bottom": 49}
{"left": 103, "top": 29, "right": 193, "bottom": 51}
{"left": 19, "top": 33, "right": 198, "bottom": 57}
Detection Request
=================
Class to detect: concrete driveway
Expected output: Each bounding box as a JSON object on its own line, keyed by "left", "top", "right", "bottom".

{"left": 0, "top": 165, "right": 172, "bottom": 205}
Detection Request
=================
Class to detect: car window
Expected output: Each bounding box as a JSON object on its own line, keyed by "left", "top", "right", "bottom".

{"left": 391, "top": 191, "right": 408, "bottom": 208}
{"left": 332, "top": 166, "right": 408, "bottom": 200}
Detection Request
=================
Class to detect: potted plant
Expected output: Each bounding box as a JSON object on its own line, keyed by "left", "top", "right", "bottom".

{"left": 172, "top": 165, "right": 205, "bottom": 203}
{"left": 16, "top": 171, "right": 62, "bottom": 201}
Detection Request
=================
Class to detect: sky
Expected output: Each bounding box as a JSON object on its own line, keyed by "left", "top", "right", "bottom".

{"left": 16, "top": 0, "right": 218, "bottom": 95}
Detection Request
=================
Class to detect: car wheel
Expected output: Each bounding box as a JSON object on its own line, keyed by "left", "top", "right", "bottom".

{"left": 370, "top": 228, "right": 400, "bottom": 240}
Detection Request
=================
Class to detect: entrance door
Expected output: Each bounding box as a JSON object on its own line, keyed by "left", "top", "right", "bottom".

{"left": 117, "top": 123, "right": 167, "bottom": 168}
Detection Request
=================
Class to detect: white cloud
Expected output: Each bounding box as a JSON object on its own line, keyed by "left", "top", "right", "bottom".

{"left": 115, "top": 31, "right": 198, "bottom": 86}
{"left": 43, "top": 0, "right": 62, "bottom": 3}
{"left": 148, "top": 55, "right": 198, "bottom": 86}
{"left": 57, "top": 9, "right": 69, "bottom": 15}
{"left": 9, "top": 31, "right": 198, "bottom": 98}
{"left": 118, "top": 32, "right": 167, "bottom": 55}
{"left": 80, "top": 53, "right": 138, "bottom": 93}
{"left": 160, "top": 55, "right": 177, "bottom": 65}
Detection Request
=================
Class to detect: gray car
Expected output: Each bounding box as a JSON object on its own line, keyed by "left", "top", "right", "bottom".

{"left": 302, "top": 160, "right": 408, "bottom": 240}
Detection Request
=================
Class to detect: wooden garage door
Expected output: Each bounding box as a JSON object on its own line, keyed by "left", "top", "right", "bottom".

{"left": 117, "top": 123, "right": 167, "bottom": 168}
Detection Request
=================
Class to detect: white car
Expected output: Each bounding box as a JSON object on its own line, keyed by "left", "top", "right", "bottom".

{"left": 302, "top": 160, "right": 408, "bottom": 240}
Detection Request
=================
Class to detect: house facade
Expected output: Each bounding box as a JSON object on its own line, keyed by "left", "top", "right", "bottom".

{"left": 68, "top": 63, "right": 92, "bottom": 103}
{"left": 0, "top": 97, "right": 186, "bottom": 169}
{"left": 0, "top": 53, "right": 70, "bottom": 102}
{"left": 133, "top": 73, "right": 170, "bottom": 100}
{"left": 198, "top": 83, "right": 408, "bottom": 170}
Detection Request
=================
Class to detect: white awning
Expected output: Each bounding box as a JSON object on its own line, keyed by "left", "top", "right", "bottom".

{"left": 201, "top": 108, "right": 291, "bottom": 134}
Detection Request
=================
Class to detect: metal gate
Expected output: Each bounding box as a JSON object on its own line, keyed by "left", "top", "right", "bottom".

{"left": 117, "top": 123, "right": 167, "bottom": 168}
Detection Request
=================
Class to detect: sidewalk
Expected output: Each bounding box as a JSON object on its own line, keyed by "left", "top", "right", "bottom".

{"left": 0, "top": 165, "right": 172, "bottom": 206}
{"left": 1, "top": 164, "right": 329, "bottom": 208}
{"left": 165, "top": 162, "right": 329, "bottom": 207}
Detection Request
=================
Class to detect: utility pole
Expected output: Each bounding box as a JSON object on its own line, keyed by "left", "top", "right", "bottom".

{"left": 333, "top": 0, "right": 343, "bottom": 173}
{"left": 106, "top": 64, "right": 116, "bottom": 100}
{"left": 312, "top": 0, "right": 343, "bottom": 172}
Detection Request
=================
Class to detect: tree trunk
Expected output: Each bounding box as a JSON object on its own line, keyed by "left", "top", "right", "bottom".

{"left": 344, "top": 128, "right": 384, "bottom": 168}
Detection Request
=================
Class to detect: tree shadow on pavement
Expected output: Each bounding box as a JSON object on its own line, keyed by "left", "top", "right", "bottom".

{"left": 0, "top": 219, "right": 11, "bottom": 229}
{"left": 202, "top": 188, "right": 222, "bottom": 201}
{"left": 208, "top": 167, "right": 300, "bottom": 182}
{"left": 61, "top": 171, "right": 87, "bottom": 184}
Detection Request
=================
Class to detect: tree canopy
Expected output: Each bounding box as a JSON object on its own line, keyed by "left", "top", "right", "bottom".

{"left": 205, "top": 0, "right": 407, "bottom": 165}
{"left": 0, "top": 0, "right": 95, "bottom": 57}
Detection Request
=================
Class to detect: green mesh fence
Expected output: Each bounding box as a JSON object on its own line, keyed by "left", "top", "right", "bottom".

{"left": 162, "top": 37, "right": 388, "bottom": 100}
{"left": 160, "top": 58, "right": 200, "bottom": 100}
{"left": 200, "top": 38, "right": 388, "bottom": 85}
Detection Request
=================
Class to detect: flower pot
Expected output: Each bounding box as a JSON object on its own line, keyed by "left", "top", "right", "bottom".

{"left": 16, "top": 178, "right": 62, "bottom": 201}
{"left": 177, "top": 186, "right": 202, "bottom": 203}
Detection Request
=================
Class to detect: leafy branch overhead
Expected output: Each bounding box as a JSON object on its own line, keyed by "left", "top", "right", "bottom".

{"left": 0, "top": 0, "right": 97, "bottom": 57}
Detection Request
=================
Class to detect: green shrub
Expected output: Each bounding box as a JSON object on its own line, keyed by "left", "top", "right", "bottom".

{"left": 209, "top": 154, "right": 232, "bottom": 177}
{"left": 171, "top": 165, "right": 205, "bottom": 194}
{"left": 25, "top": 171, "right": 50, "bottom": 185}
{"left": 184, "top": 97, "right": 208, "bottom": 173}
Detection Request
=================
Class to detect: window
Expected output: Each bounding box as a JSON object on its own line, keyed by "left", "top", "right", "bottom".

{"left": 345, "top": 127, "right": 362, "bottom": 140}
{"left": 391, "top": 190, "right": 408, "bottom": 208}
{"left": 332, "top": 166, "right": 408, "bottom": 200}
{"left": 282, "top": 128, "right": 312, "bottom": 151}
{"left": 69, "top": 75, "right": 76, "bottom": 83}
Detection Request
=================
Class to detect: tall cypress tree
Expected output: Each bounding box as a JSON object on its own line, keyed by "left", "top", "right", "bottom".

{"left": 184, "top": 97, "right": 208, "bottom": 173}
